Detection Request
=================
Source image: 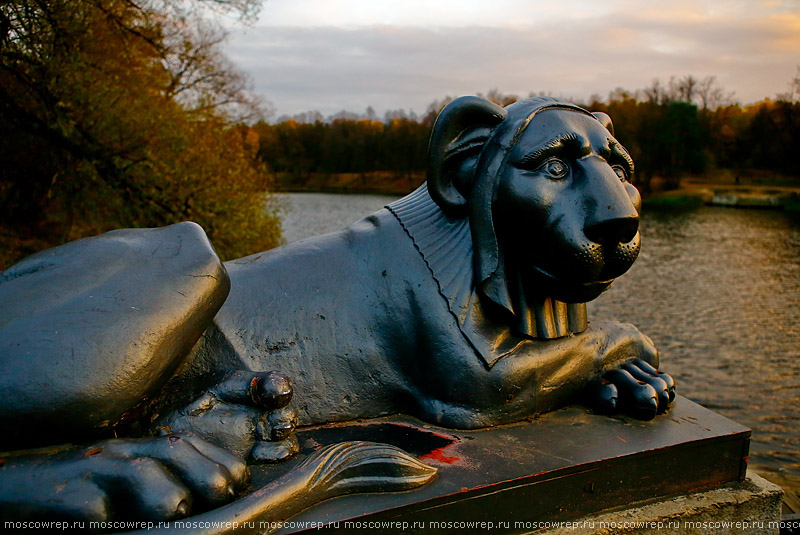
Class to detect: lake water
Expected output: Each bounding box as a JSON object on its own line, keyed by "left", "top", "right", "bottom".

{"left": 276, "top": 192, "right": 800, "bottom": 498}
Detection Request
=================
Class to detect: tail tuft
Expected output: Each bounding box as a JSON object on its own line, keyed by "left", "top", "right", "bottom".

{"left": 302, "top": 441, "right": 438, "bottom": 495}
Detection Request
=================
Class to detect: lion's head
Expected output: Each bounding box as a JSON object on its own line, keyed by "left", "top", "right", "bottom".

{"left": 427, "top": 97, "right": 641, "bottom": 312}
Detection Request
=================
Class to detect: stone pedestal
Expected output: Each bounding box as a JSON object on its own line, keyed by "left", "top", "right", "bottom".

{"left": 544, "top": 473, "right": 782, "bottom": 535}
{"left": 249, "top": 396, "right": 760, "bottom": 534}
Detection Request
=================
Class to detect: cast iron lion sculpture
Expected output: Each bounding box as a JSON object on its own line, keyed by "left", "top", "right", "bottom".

{"left": 0, "top": 97, "right": 674, "bottom": 529}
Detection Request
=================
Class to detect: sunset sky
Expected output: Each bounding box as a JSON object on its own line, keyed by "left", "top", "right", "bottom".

{"left": 221, "top": 0, "right": 800, "bottom": 118}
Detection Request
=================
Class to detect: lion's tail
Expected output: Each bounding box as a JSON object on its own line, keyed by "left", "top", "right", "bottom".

{"left": 118, "top": 441, "right": 437, "bottom": 535}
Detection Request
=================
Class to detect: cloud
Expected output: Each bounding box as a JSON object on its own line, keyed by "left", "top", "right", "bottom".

{"left": 252, "top": 0, "right": 799, "bottom": 28}
{"left": 251, "top": 0, "right": 611, "bottom": 28}
{"left": 223, "top": 3, "right": 800, "bottom": 116}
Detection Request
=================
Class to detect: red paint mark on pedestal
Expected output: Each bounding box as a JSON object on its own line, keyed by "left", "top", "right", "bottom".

{"left": 421, "top": 446, "right": 459, "bottom": 464}
{"left": 617, "top": 436, "right": 627, "bottom": 442}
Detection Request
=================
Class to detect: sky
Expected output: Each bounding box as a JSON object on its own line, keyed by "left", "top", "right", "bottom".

{"left": 219, "top": 0, "right": 800, "bottom": 119}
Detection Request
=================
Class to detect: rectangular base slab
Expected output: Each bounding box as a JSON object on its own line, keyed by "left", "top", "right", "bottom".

{"left": 544, "top": 473, "right": 782, "bottom": 535}
{"left": 255, "top": 396, "right": 750, "bottom": 534}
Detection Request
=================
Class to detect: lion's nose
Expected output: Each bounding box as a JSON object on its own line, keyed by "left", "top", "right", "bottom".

{"left": 584, "top": 216, "right": 639, "bottom": 245}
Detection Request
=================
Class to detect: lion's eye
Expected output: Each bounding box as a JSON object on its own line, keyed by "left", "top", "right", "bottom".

{"left": 540, "top": 158, "right": 569, "bottom": 179}
{"left": 613, "top": 165, "right": 627, "bottom": 182}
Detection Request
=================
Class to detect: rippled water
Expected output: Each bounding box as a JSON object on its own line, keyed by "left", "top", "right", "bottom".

{"left": 277, "top": 192, "right": 800, "bottom": 496}
{"left": 276, "top": 192, "right": 398, "bottom": 244}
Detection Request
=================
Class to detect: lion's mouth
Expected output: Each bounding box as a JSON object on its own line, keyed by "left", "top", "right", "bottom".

{"left": 529, "top": 263, "right": 614, "bottom": 288}
{"left": 520, "top": 234, "right": 639, "bottom": 297}
{"left": 519, "top": 262, "right": 615, "bottom": 304}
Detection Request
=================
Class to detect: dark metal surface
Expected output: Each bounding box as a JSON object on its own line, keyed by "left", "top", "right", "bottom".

{"left": 266, "top": 396, "right": 749, "bottom": 534}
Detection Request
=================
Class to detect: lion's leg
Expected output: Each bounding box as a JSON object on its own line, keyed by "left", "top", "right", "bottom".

{"left": 476, "top": 320, "right": 675, "bottom": 424}
{"left": 0, "top": 222, "right": 229, "bottom": 447}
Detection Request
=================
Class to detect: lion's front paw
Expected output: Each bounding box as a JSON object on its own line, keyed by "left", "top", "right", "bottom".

{"left": 159, "top": 371, "right": 299, "bottom": 464}
{"left": 585, "top": 359, "right": 676, "bottom": 420}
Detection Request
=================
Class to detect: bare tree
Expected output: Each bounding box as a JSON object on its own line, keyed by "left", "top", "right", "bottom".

{"left": 695, "top": 76, "right": 735, "bottom": 109}
{"left": 777, "top": 65, "right": 800, "bottom": 102}
{"left": 643, "top": 79, "right": 666, "bottom": 105}
{"left": 480, "top": 89, "right": 518, "bottom": 106}
{"left": 669, "top": 75, "right": 699, "bottom": 104}
{"left": 667, "top": 75, "right": 734, "bottom": 109}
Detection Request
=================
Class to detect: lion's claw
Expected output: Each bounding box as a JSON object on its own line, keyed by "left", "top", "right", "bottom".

{"left": 622, "top": 362, "right": 669, "bottom": 411}
{"left": 213, "top": 370, "right": 294, "bottom": 410}
{"left": 586, "top": 360, "right": 675, "bottom": 420}
{"left": 633, "top": 358, "right": 676, "bottom": 402}
{"left": 584, "top": 378, "right": 618, "bottom": 414}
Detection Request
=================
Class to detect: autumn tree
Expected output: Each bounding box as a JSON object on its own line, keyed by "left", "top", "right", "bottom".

{"left": 0, "top": 0, "right": 279, "bottom": 266}
{"left": 735, "top": 99, "right": 800, "bottom": 176}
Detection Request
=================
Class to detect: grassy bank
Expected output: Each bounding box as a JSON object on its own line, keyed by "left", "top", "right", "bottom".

{"left": 644, "top": 171, "right": 800, "bottom": 212}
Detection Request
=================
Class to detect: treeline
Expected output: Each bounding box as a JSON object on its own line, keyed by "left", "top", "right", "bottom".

{"left": 255, "top": 76, "right": 800, "bottom": 194}
{"left": 252, "top": 109, "right": 435, "bottom": 191}
{"left": 0, "top": 0, "right": 281, "bottom": 268}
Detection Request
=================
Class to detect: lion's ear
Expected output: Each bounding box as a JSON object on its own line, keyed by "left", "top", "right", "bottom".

{"left": 592, "top": 111, "right": 614, "bottom": 136}
{"left": 428, "top": 96, "right": 507, "bottom": 217}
